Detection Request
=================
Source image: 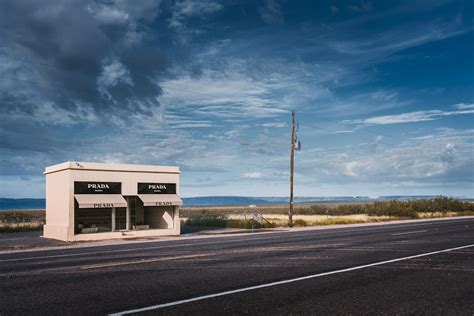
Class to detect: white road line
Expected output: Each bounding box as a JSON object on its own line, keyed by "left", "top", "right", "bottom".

{"left": 109, "top": 244, "right": 474, "bottom": 315}
{"left": 391, "top": 230, "right": 428, "bottom": 236}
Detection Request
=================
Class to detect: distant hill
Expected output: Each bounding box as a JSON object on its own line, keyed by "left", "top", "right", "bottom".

{"left": 0, "top": 198, "right": 46, "bottom": 210}
{"left": 182, "top": 196, "right": 271, "bottom": 206}
{"left": 0, "top": 196, "right": 371, "bottom": 210}
{"left": 1, "top": 195, "right": 471, "bottom": 210}
{"left": 378, "top": 195, "right": 439, "bottom": 200}
{"left": 0, "top": 196, "right": 374, "bottom": 210}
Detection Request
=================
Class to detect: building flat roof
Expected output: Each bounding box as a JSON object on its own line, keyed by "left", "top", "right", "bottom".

{"left": 44, "top": 161, "right": 180, "bottom": 175}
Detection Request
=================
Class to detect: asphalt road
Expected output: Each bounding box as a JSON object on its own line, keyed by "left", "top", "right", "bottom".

{"left": 0, "top": 218, "right": 473, "bottom": 315}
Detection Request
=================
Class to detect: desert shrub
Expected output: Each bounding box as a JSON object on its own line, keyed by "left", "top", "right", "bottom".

{"left": 308, "top": 204, "right": 331, "bottom": 215}
{"left": 307, "top": 204, "right": 366, "bottom": 216}
{"left": 423, "top": 196, "right": 474, "bottom": 213}
{"left": 226, "top": 219, "right": 275, "bottom": 229}
{"left": 184, "top": 211, "right": 276, "bottom": 229}
{"left": 293, "top": 207, "right": 316, "bottom": 215}
{"left": 184, "top": 211, "right": 228, "bottom": 227}
{"left": 307, "top": 197, "right": 474, "bottom": 218}
{"left": 335, "top": 204, "right": 366, "bottom": 215}
{"left": 293, "top": 219, "right": 308, "bottom": 227}
{"left": 181, "top": 197, "right": 473, "bottom": 228}
{"left": 366, "top": 200, "right": 418, "bottom": 218}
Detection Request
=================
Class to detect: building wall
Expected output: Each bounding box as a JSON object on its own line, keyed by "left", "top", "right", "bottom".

{"left": 144, "top": 206, "right": 174, "bottom": 229}
{"left": 43, "top": 169, "right": 73, "bottom": 241}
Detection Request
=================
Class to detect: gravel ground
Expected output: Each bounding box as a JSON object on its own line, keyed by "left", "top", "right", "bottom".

{"left": 0, "top": 231, "right": 67, "bottom": 251}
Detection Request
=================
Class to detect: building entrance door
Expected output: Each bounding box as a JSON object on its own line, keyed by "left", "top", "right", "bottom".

{"left": 115, "top": 207, "right": 127, "bottom": 230}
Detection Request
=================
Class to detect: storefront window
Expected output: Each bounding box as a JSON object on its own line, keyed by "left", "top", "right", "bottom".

{"left": 75, "top": 207, "right": 114, "bottom": 234}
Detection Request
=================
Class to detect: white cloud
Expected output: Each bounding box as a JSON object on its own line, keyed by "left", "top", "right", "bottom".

{"left": 94, "top": 6, "right": 129, "bottom": 24}
{"left": 242, "top": 172, "right": 263, "bottom": 178}
{"left": 343, "top": 161, "right": 358, "bottom": 176}
{"left": 158, "top": 55, "right": 342, "bottom": 127}
{"left": 440, "top": 143, "right": 456, "bottom": 163}
{"left": 298, "top": 129, "right": 474, "bottom": 184}
{"left": 454, "top": 103, "right": 474, "bottom": 110}
{"left": 159, "top": 63, "right": 290, "bottom": 120}
{"left": 326, "top": 14, "right": 469, "bottom": 63}
{"left": 169, "top": 0, "right": 223, "bottom": 30}
{"left": 259, "top": 0, "right": 283, "bottom": 24}
{"left": 261, "top": 121, "right": 286, "bottom": 128}
{"left": 343, "top": 105, "right": 474, "bottom": 126}
{"left": 348, "top": 2, "right": 373, "bottom": 13}
{"left": 114, "top": 0, "right": 162, "bottom": 22}
{"left": 97, "top": 59, "right": 134, "bottom": 100}
{"left": 369, "top": 135, "right": 384, "bottom": 152}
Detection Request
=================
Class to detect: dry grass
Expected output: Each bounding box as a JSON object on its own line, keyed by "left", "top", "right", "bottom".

{"left": 0, "top": 210, "right": 45, "bottom": 221}
{"left": 417, "top": 211, "right": 459, "bottom": 218}
{"left": 181, "top": 208, "right": 470, "bottom": 229}
{"left": 239, "top": 214, "right": 392, "bottom": 227}
{"left": 0, "top": 210, "right": 45, "bottom": 233}
{"left": 0, "top": 222, "right": 43, "bottom": 233}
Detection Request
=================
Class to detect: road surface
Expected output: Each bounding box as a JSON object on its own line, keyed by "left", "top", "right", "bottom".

{"left": 0, "top": 218, "right": 473, "bottom": 315}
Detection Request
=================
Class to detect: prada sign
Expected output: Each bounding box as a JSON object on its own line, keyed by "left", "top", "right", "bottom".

{"left": 154, "top": 201, "right": 173, "bottom": 206}
{"left": 93, "top": 203, "right": 115, "bottom": 208}
{"left": 138, "top": 183, "right": 176, "bottom": 194}
{"left": 74, "top": 182, "right": 122, "bottom": 194}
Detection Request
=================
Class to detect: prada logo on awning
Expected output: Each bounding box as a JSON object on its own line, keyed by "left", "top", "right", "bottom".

{"left": 93, "top": 203, "right": 115, "bottom": 208}
{"left": 75, "top": 181, "right": 121, "bottom": 194}
{"left": 138, "top": 183, "right": 176, "bottom": 194}
{"left": 155, "top": 201, "right": 173, "bottom": 206}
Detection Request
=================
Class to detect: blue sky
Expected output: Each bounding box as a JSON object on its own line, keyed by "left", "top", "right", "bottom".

{"left": 0, "top": 0, "right": 473, "bottom": 198}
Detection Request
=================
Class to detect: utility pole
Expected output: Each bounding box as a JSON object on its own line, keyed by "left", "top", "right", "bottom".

{"left": 289, "top": 110, "right": 295, "bottom": 227}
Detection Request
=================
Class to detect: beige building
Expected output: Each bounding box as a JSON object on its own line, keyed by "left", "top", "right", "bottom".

{"left": 43, "top": 161, "right": 182, "bottom": 242}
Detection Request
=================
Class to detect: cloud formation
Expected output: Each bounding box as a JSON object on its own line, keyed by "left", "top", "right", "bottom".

{"left": 342, "top": 104, "right": 474, "bottom": 126}
{"left": 0, "top": 0, "right": 164, "bottom": 121}
{"left": 0, "top": 0, "right": 473, "bottom": 198}
{"left": 169, "top": 0, "right": 223, "bottom": 30}
{"left": 243, "top": 172, "right": 263, "bottom": 179}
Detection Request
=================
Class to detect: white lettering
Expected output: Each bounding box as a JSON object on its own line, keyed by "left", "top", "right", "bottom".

{"left": 155, "top": 201, "right": 173, "bottom": 206}
{"left": 88, "top": 183, "right": 110, "bottom": 189}
{"left": 93, "top": 203, "right": 114, "bottom": 208}
{"left": 149, "top": 184, "right": 167, "bottom": 190}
